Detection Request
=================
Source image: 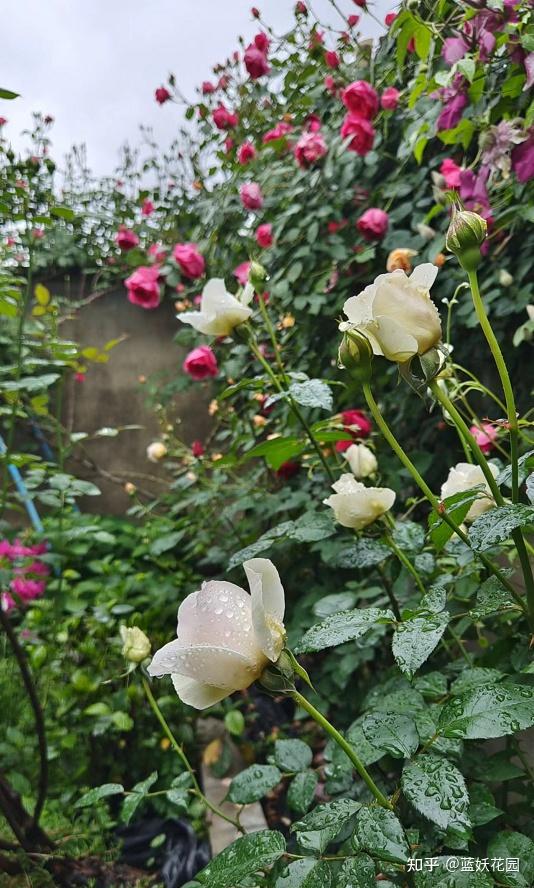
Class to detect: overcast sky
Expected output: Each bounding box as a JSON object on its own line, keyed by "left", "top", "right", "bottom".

{"left": 3, "top": 0, "right": 391, "bottom": 177}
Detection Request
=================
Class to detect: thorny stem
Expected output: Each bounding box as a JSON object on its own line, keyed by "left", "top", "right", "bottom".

{"left": 430, "top": 380, "right": 534, "bottom": 629}
{"left": 362, "top": 383, "right": 531, "bottom": 623}
{"left": 291, "top": 689, "right": 393, "bottom": 810}
{"left": 142, "top": 677, "right": 244, "bottom": 834}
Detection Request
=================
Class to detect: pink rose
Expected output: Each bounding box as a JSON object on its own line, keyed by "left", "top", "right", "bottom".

{"left": 148, "top": 243, "right": 167, "bottom": 263}
{"left": 385, "top": 11, "right": 397, "bottom": 25}
{"left": 125, "top": 266, "right": 161, "bottom": 309}
{"left": 202, "top": 81, "right": 216, "bottom": 94}
{"left": 356, "top": 208, "right": 389, "bottom": 241}
{"left": 324, "top": 75, "right": 337, "bottom": 95}
{"left": 183, "top": 345, "right": 219, "bottom": 380}
{"left": 294, "top": 131, "right": 328, "bottom": 168}
{"left": 0, "top": 117, "right": 7, "bottom": 127}
{"left": 352, "top": 0, "right": 366, "bottom": 5}
{"left": 512, "top": 132, "right": 534, "bottom": 183}
{"left": 256, "top": 223, "right": 274, "bottom": 248}
{"left": 115, "top": 226, "right": 140, "bottom": 251}
{"left": 440, "top": 158, "right": 463, "bottom": 189}
{"left": 155, "top": 86, "right": 171, "bottom": 104}
{"left": 251, "top": 6, "right": 260, "bottom": 17}
{"left": 225, "top": 137, "right": 234, "bottom": 153}
{"left": 325, "top": 50, "right": 340, "bottom": 68}
{"left": 233, "top": 261, "right": 251, "bottom": 285}
{"left": 342, "top": 80, "right": 379, "bottom": 119}
{"left": 212, "top": 104, "right": 239, "bottom": 130}
{"left": 240, "top": 182, "right": 264, "bottom": 210}
{"left": 470, "top": 422, "right": 498, "bottom": 454}
{"left": 192, "top": 440, "right": 205, "bottom": 457}
{"left": 10, "top": 577, "right": 46, "bottom": 602}
{"left": 254, "top": 32, "right": 270, "bottom": 53}
{"left": 238, "top": 141, "right": 256, "bottom": 164}
{"left": 340, "top": 113, "right": 375, "bottom": 155}
{"left": 173, "top": 243, "right": 205, "bottom": 279}
{"left": 141, "top": 199, "right": 155, "bottom": 217}
{"left": 295, "top": 1, "right": 307, "bottom": 12}
{"left": 262, "top": 122, "right": 293, "bottom": 143}
{"left": 381, "top": 87, "right": 400, "bottom": 111}
{"left": 348, "top": 14, "right": 359, "bottom": 26}
{"left": 244, "top": 35, "right": 270, "bottom": 79}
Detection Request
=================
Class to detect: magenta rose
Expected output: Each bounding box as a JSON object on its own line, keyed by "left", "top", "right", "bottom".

{"left": 256, "top": 223, "right": 274, "bottom": 248}
{"left": 342, "top": 80, "right": 379, "bottom": 119}
{"left": 340, "top": 113, "right": 375, "bottom": 155}
{"left": 238, "top": 141, "right": 256, "bottom": 164}
{"left": 240, "top": 183, "right": 264, "bottom": 210}
{"left": 294, "top": 131, "right": 328, "bottom": 168}
{"left": 191, "top": 440, "right": 205, "bottom": 457}
{"left": 115, "top": 226, "right": 140, "bottom": 251}
{"left": 335, "top": 408, "right": 372, "bottom": 452}
{"left": 212, "top": 104, "right": 239, "bottom": 130}
{"left": 125, "top": 266, "right": 161, "bottom": 309}
{"left": 244, "top": 44, "right": 270, "bottom": 78}
{"left": 325, "top": 50, "right": 340, "bottom": 68}
{"left": 183, "top": 345, "right": 219, "bottom": 380}
{"left": 356, "top": 208, "right": 389, "bottom": 241}
{"left": 348, "top": 13, "right": 359, "bottom": 25}
{"left": 202, "top": 81, "right": 216, "bottom": 94}
{"left": 263, "top": 122, "right": 293, "bottom": 143}
{"left": 147, "top": 243, "right": 167, "bottom": 263}
{"left": 155, "top": 86, "right": 171, "bottom": 105}
{"left": 173, "top": 243, "right": 205, "bottom": 279}
{"left": 512, "top": 132, "right": 534, "bottom": 183}
{"left": 380, "top": 87, "right": 400, "bottom": 111}
{"left": 141, "top": 199, "right": 155, "bottom": 217}
{"left": 440, "top": 158, "right": 462, "bottom": 189}
{"left": 233, "top": 261, "right": 251, "bottom": 285}
{"left": 470, "top": 422, "right": 498, "bottom": 455}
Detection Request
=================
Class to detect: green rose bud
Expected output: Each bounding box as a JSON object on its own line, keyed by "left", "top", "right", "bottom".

{"left": 338, "top": 330, "right": 373, "bottom": 384}
{"left": 120, "top": 626, "right": 151, "bottom": 664}
{"left": 446, "top": 208, "right": 487, "bottom": 271}
{"left": 249, "top": 260, "right": 268, "bottom": 293}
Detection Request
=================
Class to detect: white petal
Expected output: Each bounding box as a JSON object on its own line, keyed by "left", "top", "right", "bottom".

{"left": 342, "top": 283, "right": 376, "bottom": 326}
{"left": 241, "top": 282, "right": 255, "bottom": 306}
{"left": 373, "top": 315, "right": 419, "bottom": 363}
{"left": 177, "top": 580, "right": 260, "bottom": 662}
{"left": 244, "top": 558, "right": 285, "bottom": 662}
{"left": 171, "top": 674, "right": 229, "bottom": 710}
{"left": 178, "top": 310, "right": 218, "bottom": 335}
{"left": 151, "top": 642, "right": 262, "bottom": 689}
{"left": 200, "top": 278, "right": 231, "bottom": 313}
{"left": 410, "top": 262, "right": 439, "bottom": 290}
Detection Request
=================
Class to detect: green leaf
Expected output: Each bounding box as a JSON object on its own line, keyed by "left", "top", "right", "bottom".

{"left": 486, "top": 831, "right": 534, "bottom": 887}
{"left": 194, "top": 830, "right": 286, "bottom": 887}
{"left": 50, "top": 205, "right": 76, "bottom": 221}
{"left": 274, "top": 739, "right": 313, "bottom": 772}
{"left": 468, "top": 783, "right": 503, "bottom": 827}
{"left": 331, "top": 539, "right": 391, "bottom": 569}
{"left": 470, "top": 576, "right": 519, "bottom": 619}
{"left": 295, "top": 607, "right": 393, "bottom": 654}
{"left": 337, "top": 855, "right": 376, "bottom": 888}
{"left": 244, "top": 436, "right": 305, "bottom": 471}
{"left": 227, "top": 765, "right": 281, "bottom": 804}
{"left": 121, "top": 771, "right": 158, "bottom": 824}
{"left": 450, "top": 667, "right": 504, "bottom": 696}
{"left": 428, "top": 490, "right": 479, "bottom": 551}
{"left": 0, "top": 373, "right": 60, "bottom": 392}
{"left": 149, "top": 530, "right": 185, "bottom": 555}
{"left": 352, "top": 807, "right": 409, "bottom": 864}
{"left": 413, "top": 21, "right": 432, "bottom": 60}
{"left": 457, "top": 57, "right": 476, "bottom": 82}
{"left": 362, "top": 712, "right": 419, "bottom": 759}
{"left": 75, "top": 783, "right": 124, "bottom": 808}
{"left": 0, "top": 89, "right": 20, "bottom": 99}
{"left": 275, "top": 858, "right": 331, "bottom": 887}
{"left": 287, "top": 770, "right": 318, "bottom": 815}
{"left": 438, "top": 684, "right": 534, "bottom": 739}
{"left": 288, "top": 379, "right": 333, "bottom": 412}
{"left": 413, "top": 862, "right": 493, "bottom": 886}
{"left": 291, "top": 799, "right": 361, "bottom": 853}
{"left": 468, "top": 504, "right": 534, "bottom": 550}
{"left": 392, "top": 612, "right": 449, "bottom": 678}
{"left": 34, "top": 284, "right": 50, "bottom": 306}
{"left": 438, "top": 118, "right": 475, "bottom": 148}
{"left": 224, "top": 710, "right": 245, "bottom": 736}
{"left": 392, "top": 521, "right": 425, "bottom": 554}
{"left": 313, "top": 592, "right": 357, "bottom": 618}
{"left": 402, "top": 754, "right": 470, "bottom": 830}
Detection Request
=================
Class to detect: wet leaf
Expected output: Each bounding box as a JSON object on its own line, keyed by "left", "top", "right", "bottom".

{"left": 227, "top": 765, "right": 281, "bottom": 804}
{"left": 438, "top": 684, "right": 534, "bottom": 739}
{"left": 402, "top": 754, "right": 471, "bottom": 830}
{"left": 194, "top": 830, "right": 285, "bottom": 887}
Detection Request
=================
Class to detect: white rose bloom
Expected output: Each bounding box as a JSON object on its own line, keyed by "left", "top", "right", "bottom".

{"left": 178, "top": 278, "right": 253, "bottom": 336}
{"left": 341, "top": 263, "right": 441, "bottom": 363}
{"left": 323, "top": 473, "right": 395, "bottom": 530}
{"left": 147, "top": 441, "right": 167, "bottom": 463}
{"left": 344, "top": 443, "right": 377, "bottom": 479}
{"left": 440, "top": 462, "right": 499, "bottom": 522}
{"left": 120, "top": 626, "right": 151, "bottom": 663}
{"left": 148, "top": 558, "right": 285, "bottom": 710}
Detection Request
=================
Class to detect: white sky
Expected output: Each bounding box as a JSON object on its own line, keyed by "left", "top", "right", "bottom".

{"left": 3, "top": 0, "right": 391, "bottom": 176}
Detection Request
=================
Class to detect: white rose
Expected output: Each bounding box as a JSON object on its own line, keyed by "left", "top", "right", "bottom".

{"left": 344, "top": 443, "right": 377, "bottom": 479}
{"left": 341, "top": 263, "right": 441, "bottom": 363}
{"left": 498, "top": 269, "right": 513, "bottom": 287}
{"left": 440, "top": 461, "right": 498, "bottom": 522}
{"left": 120, "top": 626, "right": 151, "bottom": 663}
{"left": 147, "top": 441, "right": 167, "bottom": 462}
{"left": 323, "top": 473, "right": 395, "bottom": 530}
{"left": 147, "top": 558, "right": 285, "bottom": 710}
{"left": 178, "top": 278, "right": 253, "bottom": 336}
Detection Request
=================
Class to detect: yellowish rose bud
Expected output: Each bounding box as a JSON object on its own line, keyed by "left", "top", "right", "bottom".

{"left": 208, "top": 399, "right": 219, "bottom": 415}
{"left": 386, "top": 248, "right": 418, "bottom": 274}
{"left": 446, "top": 208, "right": 487, "bottom": 271}
{"left": 146, "top": 441, "right": 167, "bottom": 462}
{"left": 124, "top": 482, "right": 136, "bottom": 495}
{"left": 281, "top": 313, "right": 295, "bottom": 329}
{"left": 253, "top": 414, "right": 268, "bottom": 428}
{"left": 498, "top": 269, "right": 513, "bottom": 287}
{"left": 120, "top": 626, "right": 151, "bottom": 663}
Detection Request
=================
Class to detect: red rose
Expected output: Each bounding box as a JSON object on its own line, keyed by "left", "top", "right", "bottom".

{"left": 325, "top": 50, "right": 340, "bottom": 68}
{"left": 125, "top": 266, "right": 161, "bottom": 309}
{"left": 335, "top": 409, "right": 372, "bottom": 452}
{"left": 192, "top": 440, "right": 205, "bottom": 457}
{"left": 356, "top": 208, "right": 389, "bottom": 241}
{"left": 141, "top": 199, "right": 155, "bottom": 216}
{"left": 183, "top": 345, "right": 219, "bottom": 380}
{"left": 115, "top": 226, "right": 140, "bottom": 251}
{"left": 212, "top": 104, "right": 239, "bottom": 130}
{"left": 348, "top": 14, "right": 359, "bottom": 26}
{"left": 202, "top": 81, "right": 216, "bottom": 94}
{"left": 240, "top": 182, "right": 264, "bottom": 210}
{"left": 276, "top": 461, "right": 300, "bottom": 480}
{"left": 342, "top": 80, "right": 379, "bottom": 119}
{"left": 385, "top": 12, "right": 397, "bottom": 26}
{"left": 256, "top": 223, "right": 274, "bottom": 248}
{"left": 173, "top": 243, "right": 205, "bottom": 279}
{"left": 233, "top": 261, "right": 251, "bottom": 285}
{"left": 155, "top": 86, "right": 171, "bottom": 104}
{"left": 340, "top": 113, "right": 375, "bottom": 155}
{"left": 294, "top": 131, "right": 328, "bottom": 168}
{"left": 380, "top": 87, "right": 400, "bottom": 111}
{"left": 244, "top": 39, "right": 270, "bottom": 79}
{"left": 263, "top": 121, "right": 293, "bottom": 143}
{"left": 295, "top": 1, "right": 307, "bottom": 12}
{"left": 237, "top": 141, "right": 256, "bottom": 164}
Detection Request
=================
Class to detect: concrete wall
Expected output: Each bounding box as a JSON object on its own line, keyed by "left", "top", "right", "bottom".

{"left": 61, "top": 276, "right": 212, "bottom": 514}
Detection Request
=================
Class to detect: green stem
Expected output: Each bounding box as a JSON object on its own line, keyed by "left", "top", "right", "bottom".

{"left": 246, "top": 328, "right": 335, "bottom": 482}
{"left": 384, "top": 535, "right": 426, "bottom": 597}
{"left": 467, "top": 270, "right": 519, "bottom": 502}
{"left": 142, "top": 677, "right": 244, "bottom": 833}
{"left": 362, "top": 383, "right": 530, "bottom": 621}
{"left": 291, "top": 689, "right": 392, "bottom": 810}
{"left": 431, "top": 380, "right": 534, "bottom": 628}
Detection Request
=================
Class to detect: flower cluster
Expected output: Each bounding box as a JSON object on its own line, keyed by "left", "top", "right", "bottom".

{"left": 0, "top": 539, "right": 49, "bottom": 611}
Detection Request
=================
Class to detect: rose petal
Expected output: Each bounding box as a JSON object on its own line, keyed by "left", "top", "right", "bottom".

{"left": 171, "top": 674, "right": 229, "bottom": 709}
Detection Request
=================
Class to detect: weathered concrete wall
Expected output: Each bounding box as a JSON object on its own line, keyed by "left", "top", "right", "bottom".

{"left": 61, "top": 276, "right": 212, "bottom": 514}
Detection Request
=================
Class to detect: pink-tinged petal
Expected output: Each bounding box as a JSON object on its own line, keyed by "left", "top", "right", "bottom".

{"left": 171, "top": 674, "right": 229, "bottom": 709}
{"left": 244, "top": 558, "right": 285, "bottom": 661}
{"left": 148, "top": 640, "right": 260, "bottom": 690}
